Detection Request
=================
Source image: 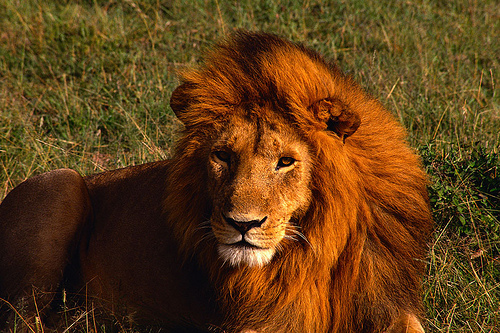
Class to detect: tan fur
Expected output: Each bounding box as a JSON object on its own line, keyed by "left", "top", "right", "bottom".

{"left": 0, "top": 31, "right": 432, "bottom": 332}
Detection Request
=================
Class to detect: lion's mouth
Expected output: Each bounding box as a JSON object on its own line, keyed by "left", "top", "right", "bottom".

{"left": 230, "top": 240, "right": 261, "bottom": 249}
{"left": 217, "top": 242, "right": 276, "bottom": 267}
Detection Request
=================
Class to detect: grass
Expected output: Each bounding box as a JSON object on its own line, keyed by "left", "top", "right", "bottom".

{"left": 0, "top": 0, "right": 498, "bottom": 331}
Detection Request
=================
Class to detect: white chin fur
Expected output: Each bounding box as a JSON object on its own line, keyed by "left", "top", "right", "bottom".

{"left": 217, "top": 244, "right": 275, "bottom": 267}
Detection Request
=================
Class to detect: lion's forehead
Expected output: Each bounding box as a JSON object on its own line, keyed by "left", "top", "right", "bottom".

{"left": 216, "top": 114, "right": 309, "bottom": 159}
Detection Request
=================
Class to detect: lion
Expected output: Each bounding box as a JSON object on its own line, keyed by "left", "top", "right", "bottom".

{"left": 0, "top": 31, "right": 432, "bottom": 332}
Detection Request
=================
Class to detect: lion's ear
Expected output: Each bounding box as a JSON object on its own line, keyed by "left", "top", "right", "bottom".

{"left": 170, "top": 82, "right": 195, "bottom": 125}
{"left": 309, "top": 97, "right": 361, "bottom": 142}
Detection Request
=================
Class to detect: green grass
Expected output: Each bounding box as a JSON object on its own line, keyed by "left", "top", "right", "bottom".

{"left": 0, "top": 0, "right": 498, "bottom": 331}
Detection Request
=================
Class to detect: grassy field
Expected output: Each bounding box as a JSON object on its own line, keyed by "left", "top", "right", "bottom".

{"left": 0, "top": 0, "right": 498, "bottom": 332}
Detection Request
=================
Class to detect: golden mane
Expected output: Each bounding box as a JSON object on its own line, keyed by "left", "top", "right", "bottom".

{"left": 167, "top": 31, "right": 433, "bottom": 332}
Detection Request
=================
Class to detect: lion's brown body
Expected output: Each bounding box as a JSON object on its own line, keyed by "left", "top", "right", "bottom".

{"left": 0, "top": 31, "right": 432, "bottom": 332}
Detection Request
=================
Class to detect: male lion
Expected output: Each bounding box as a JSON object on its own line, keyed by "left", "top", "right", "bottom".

{"left": 0, "top": 31, "right": 432, "bottom": 332}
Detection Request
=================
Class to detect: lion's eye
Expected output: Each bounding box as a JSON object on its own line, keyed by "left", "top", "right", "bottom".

{"left": 214, "top": 151, "right": 231, "bottom": 163}
{"left": 277, "top": 157, "right": 295, "bottom": 169}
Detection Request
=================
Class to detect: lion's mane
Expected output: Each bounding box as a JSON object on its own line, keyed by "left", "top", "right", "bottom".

{"left": 167, "top": 31, "right": 432, "bottom": 332}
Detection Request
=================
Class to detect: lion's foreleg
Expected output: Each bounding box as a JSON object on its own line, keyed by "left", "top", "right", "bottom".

{"left": 0, "top": 169, "right": 92, "bottom": 329}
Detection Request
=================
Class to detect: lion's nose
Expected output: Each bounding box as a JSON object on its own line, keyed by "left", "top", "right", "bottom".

{"left": 224, "top": 216, "right": 267, "bottom": 235}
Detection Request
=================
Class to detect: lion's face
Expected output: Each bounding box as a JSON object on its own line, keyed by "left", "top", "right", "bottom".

{"left": 206, "top": 110, "right": 313, "bottom": 267}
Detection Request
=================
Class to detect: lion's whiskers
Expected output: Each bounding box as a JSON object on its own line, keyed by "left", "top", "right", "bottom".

{"left": 286, "top": 224, "right": 315, "bottom": 253}
{"left": 193, "top": 234, "right": 213, "bottom": 251}
{"left": 195, "top": 220, "right": 212, "bottom": 231}
{"left": 274, "top": 241, "right": 285, "bottom": 253}
{"left": 193, "top": 220, "right": 215, "bottom": 250}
